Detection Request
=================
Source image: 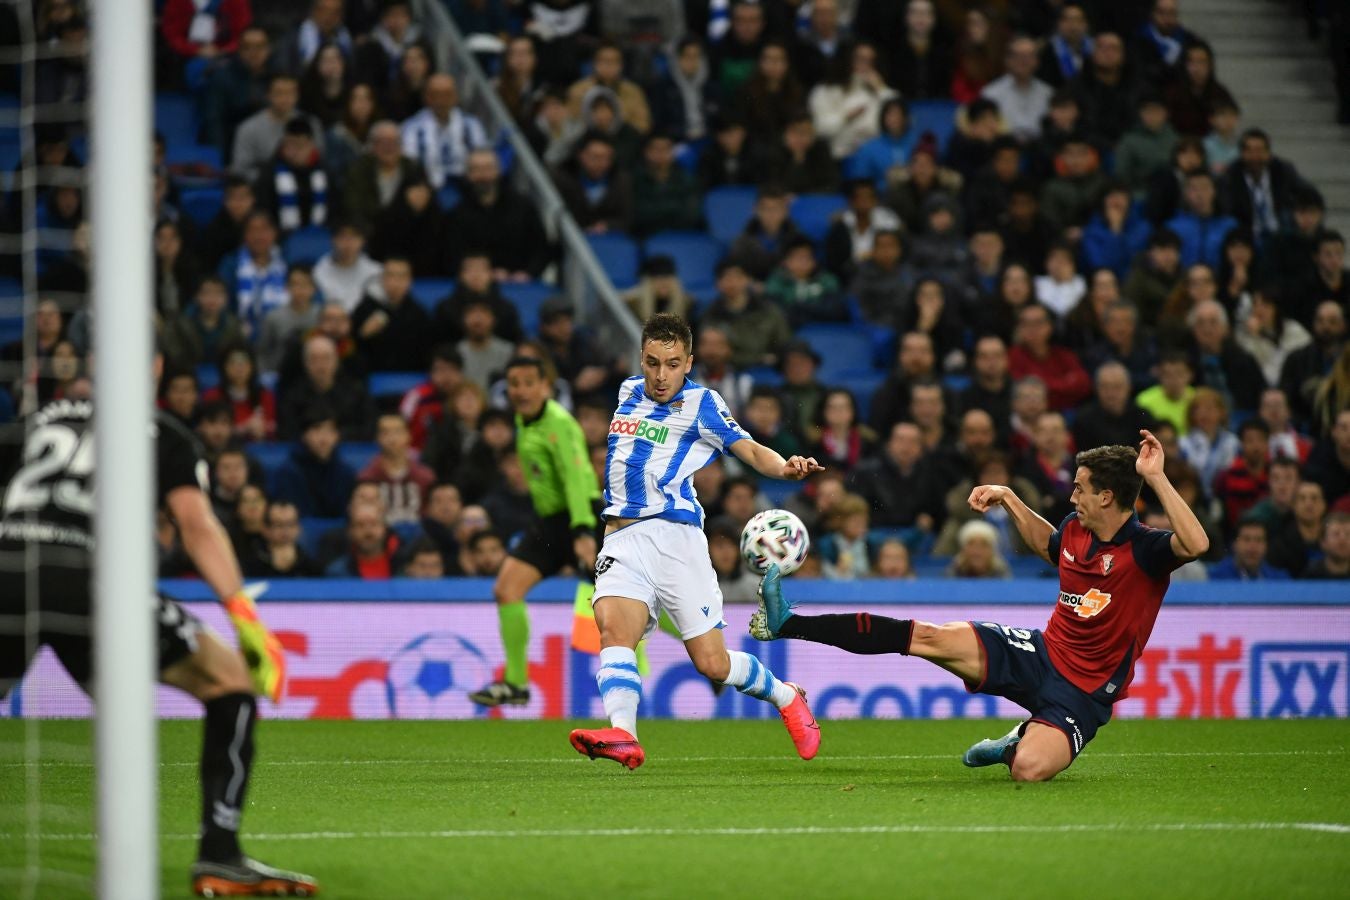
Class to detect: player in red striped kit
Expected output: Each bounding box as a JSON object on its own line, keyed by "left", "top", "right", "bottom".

{"left": 751, "top": 430, "right": 1209, "bottom": 781}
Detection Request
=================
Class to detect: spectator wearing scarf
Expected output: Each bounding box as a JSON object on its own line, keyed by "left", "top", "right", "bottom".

{"left": 256, "top": 117, "right": 328, "bottom": 233}
{"left": 1036, "top": 4, "right": 1093, "bottom": 87}
{"left": 353, "top": 1, "right": 422, "bottom": 91}
{"left": 1132, "top": 0, "right": 1191, "bottom": 86}
{"left": 290, "top": 0, "right": 352, "bottom": 70}
{"left": 220, "top": 210, "right": 290, "bottom": 337}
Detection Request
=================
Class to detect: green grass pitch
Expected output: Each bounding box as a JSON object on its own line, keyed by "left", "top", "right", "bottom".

{"left": 2, "top": 718, "right": 1347, "bottom": 899}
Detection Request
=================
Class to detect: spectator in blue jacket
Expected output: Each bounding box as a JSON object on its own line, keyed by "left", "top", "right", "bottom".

{"left": 271, "top": 405, "right": 357, "bottom": 518}
{"left": 845, "top": 97, "right": 918, "bottom": 190}
{"left": 1166, "top": 169, "right": 1237, "bottom": 269}
{"left": 1081, "top": 181, "right": 1153, "bottom": 281}
{"left": 1208, "top": 519, "right": 1291, "bottom": 581}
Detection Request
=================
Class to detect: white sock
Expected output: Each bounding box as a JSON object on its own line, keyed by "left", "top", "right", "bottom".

{"left": 596, "top": 646, "right": 641, "bottom": 738}
{"left": 723, "top": 650, "right": 797, "bottom": 709}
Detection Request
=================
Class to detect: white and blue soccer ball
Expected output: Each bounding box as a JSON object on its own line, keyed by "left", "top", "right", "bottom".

{"left": 740, "top": 508, "right": 810, "bottom": 576}
{"left": 384, "top": 632, "right": 491, "bottom": 718}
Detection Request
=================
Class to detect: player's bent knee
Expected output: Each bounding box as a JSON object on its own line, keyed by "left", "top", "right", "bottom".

{"left": 492, "top": 559, "right": 538, "bottom": 605}
{"left": 175, "top": 633, "right": 253, "bottom": 701}
{"left": 910, "top": 621, "right": 966, "bottom": 655}
{"left": 1009, "top": 752, "right": 1065, "bottom": 783}
{"left": 908, "top": 621, "right": 942, "bottom": 651}
{"left": 691, "top": 649, "right": 730, "bottom": 682}
{"left": 203, "top": 655, "right": 253, "bottom": 700}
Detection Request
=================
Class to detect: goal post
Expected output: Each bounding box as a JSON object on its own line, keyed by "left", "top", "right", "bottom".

{"left": 90, "top": 0, "right": 158, "bottom": 896}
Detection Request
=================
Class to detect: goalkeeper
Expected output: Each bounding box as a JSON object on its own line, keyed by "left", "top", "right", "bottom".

{"left": 469, "top": 356, "right": 605, "bottom": 707}
{"left": 0, "top": 353, "right": 315, "bottom": 897}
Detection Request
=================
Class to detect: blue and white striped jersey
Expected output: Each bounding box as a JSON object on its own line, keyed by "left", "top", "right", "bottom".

{"left": 603, "top": 375, "right": 750, "bottom": 527}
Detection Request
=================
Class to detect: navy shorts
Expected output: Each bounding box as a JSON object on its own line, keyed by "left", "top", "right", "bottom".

{"left": 965, "top": 621, "right": 1113, "bottom": 759}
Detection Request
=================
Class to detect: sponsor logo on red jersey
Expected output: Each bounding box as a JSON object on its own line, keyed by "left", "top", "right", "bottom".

{"left": 1058, "top": 587, "right": 1113, "bottom": 618}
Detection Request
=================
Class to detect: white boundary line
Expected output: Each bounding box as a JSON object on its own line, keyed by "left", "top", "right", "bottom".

{"left": 0, "top": 748, "right": 1344, "bottom": 768}
{"left": 2, "top": 822, "right": 1347, "bottom": 843}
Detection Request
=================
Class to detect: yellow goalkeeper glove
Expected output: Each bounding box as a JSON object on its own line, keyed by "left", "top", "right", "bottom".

{"left": 223, "top": 588, "right": 287, "bottom": 703}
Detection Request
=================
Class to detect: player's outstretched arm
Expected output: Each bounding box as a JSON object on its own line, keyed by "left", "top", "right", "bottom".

{"left": 730, "top": 439, "right": 825, "bottom": 481}
{"left": 968, "top": 483, "right": 1056, "bottom": 563}
{"left": 1137, "top": 429, "right": 1209, "bottom": 560}
{"left": 167, "top": 486, "right": 287, "bottom": 701}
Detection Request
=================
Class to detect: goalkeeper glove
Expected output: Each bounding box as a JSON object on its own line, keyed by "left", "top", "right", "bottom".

{"left": 223, "top": 589, "right": 287, "bottom": 703}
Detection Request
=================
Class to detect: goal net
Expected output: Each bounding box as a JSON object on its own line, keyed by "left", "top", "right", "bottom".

{"left": 0, "top": 1, "right": 156, "bottom": 897}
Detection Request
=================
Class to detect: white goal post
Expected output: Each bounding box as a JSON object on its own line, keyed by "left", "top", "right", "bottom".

{"left": 90, "top": 0, "right": 157, "bottom": 897}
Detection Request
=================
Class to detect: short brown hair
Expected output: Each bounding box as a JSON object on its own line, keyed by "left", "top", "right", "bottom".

{"left": 1187, "top": 386, "right": 1229, "bottom": 427}
{"left": 1075, "top": 444, "right": 1142, "bottom": 510}
{"left": 641, "top": 313, "right": 693, "bottom": 354}
{"left": 827, "top": 493, "right": 870, "bottom": 530}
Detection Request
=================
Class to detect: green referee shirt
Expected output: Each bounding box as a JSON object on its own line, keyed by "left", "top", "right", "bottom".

{"left": 516, "top": 399, "right": 601, "bottom": 530}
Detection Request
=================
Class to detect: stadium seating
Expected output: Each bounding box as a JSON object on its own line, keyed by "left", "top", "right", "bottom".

{"left": 154, "top": 93, "right": 198, "bottom": 148}
{"left": 121, "top": 0, "right": 1345, "bottom": 591}
{"left": 835, "top": 371, "right": 886, "bottom": 420}
{"left": 703, "top": 185, "right": 758, "bottom": 245}
{"left": 0, "top": 315, "right": 23, "bottom": 346}
{"left": 338, "top": 442, "right": 379, "bottom": 473}
{"left": 744, "top": 365, "right": 784, "bottom": 387}
{"left": 246, "top": 442, "right": 292, "bottom": 484}
{"left": 195, "top": 362, "right": 220, "bottom": 391}
{"left": 499, "top": 280, "right": 554, "bottom": 336}
{"left": 436, "top": 183, "right": 461, "bottom": 210}
{"left": 643, "top": 231, "right": 722, "bottom": 294}
{"left": 796, "top": 324, "right": 874, "bottom": 382}
{"left": 0, "top": 97, "right": 20, "bottom": 177}
{"left": 411, "top": 277, "right": 455, "bottom": 312}
{"left": 368, "top": 371, "right": 423, "bottom": 402}
{"left": 940, "top": 374, "right": 972, "bottom": 394}
{"left": 587, "top": 232, "right": 641, "bottom": 288}
{"left": 164, "top": 142, "right": 222, "bottom": 171}
{"left": 788, "top": 193, "right": 847, "bottom": 243}
{"left": 758, "top": 477, "right": 800, "bottom": 507}
{"left": 391, "top": 520, "right": 424, "bottom": 545}
{"left": 282, "top": 226, "right": 333, "bottom": 266}
{"left": 179, "top": 186, "right": 223, "bottom": 227}
{"left": 298, "top": 517, "right": 344, "bottom": 558}
{"left": 908, "top": 100, "right": 959, "bottom": 153}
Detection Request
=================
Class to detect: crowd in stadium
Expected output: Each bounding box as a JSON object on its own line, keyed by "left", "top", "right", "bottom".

{"left": 3, "top": 0, "right": 1350, "bottom": 586}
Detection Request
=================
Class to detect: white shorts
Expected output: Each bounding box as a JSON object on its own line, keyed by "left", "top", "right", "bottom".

{"left": 593, "top": 518, "right": 726, "bottom": 641}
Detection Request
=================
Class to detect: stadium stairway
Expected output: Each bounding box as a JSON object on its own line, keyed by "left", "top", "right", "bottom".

{"left": 1188, "top": 0, "right": 1350, "bottom": 233}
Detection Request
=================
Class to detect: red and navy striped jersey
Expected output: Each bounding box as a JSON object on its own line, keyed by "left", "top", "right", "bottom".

{"left": 1045, "top": 512, "right": 1182, "bottom": 701}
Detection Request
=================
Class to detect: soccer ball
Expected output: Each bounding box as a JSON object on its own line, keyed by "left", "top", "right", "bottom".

{"left": 740, "top": 508, "right": 810, "bottom": 576}
{"left": 384, "top": 632, "right": 491, "bottom": 718}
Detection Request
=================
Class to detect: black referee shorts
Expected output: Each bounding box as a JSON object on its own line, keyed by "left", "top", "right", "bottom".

{"left": 508, "top": 502, "right": 606, "bottom": 577}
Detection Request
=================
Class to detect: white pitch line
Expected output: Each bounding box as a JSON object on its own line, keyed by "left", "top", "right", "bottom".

{"left": 0, "top": 748, "right": 1344, "bottom": 768}
{"left": 2, "top": 822, "right": 1347, "bottom": 843}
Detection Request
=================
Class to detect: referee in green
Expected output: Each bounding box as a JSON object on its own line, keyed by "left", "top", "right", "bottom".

{"left": 470, "top": 355, "right": 604, "bottom": 706}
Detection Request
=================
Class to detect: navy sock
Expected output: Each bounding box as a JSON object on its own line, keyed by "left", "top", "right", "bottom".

{"left": 778, "top": 612, "right": 914, "bottom": 655}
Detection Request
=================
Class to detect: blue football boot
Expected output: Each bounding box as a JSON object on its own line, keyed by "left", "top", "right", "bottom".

{"left": 748, "top": 564, "right": 795, "bottom": 641}
{"left": 962, "top": 724, "right": 1024, "bottom": 768}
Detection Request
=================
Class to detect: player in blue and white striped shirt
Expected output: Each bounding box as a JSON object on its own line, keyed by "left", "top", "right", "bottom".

{"left": 569, "top": 314, "right": 824, "bottom": 768}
